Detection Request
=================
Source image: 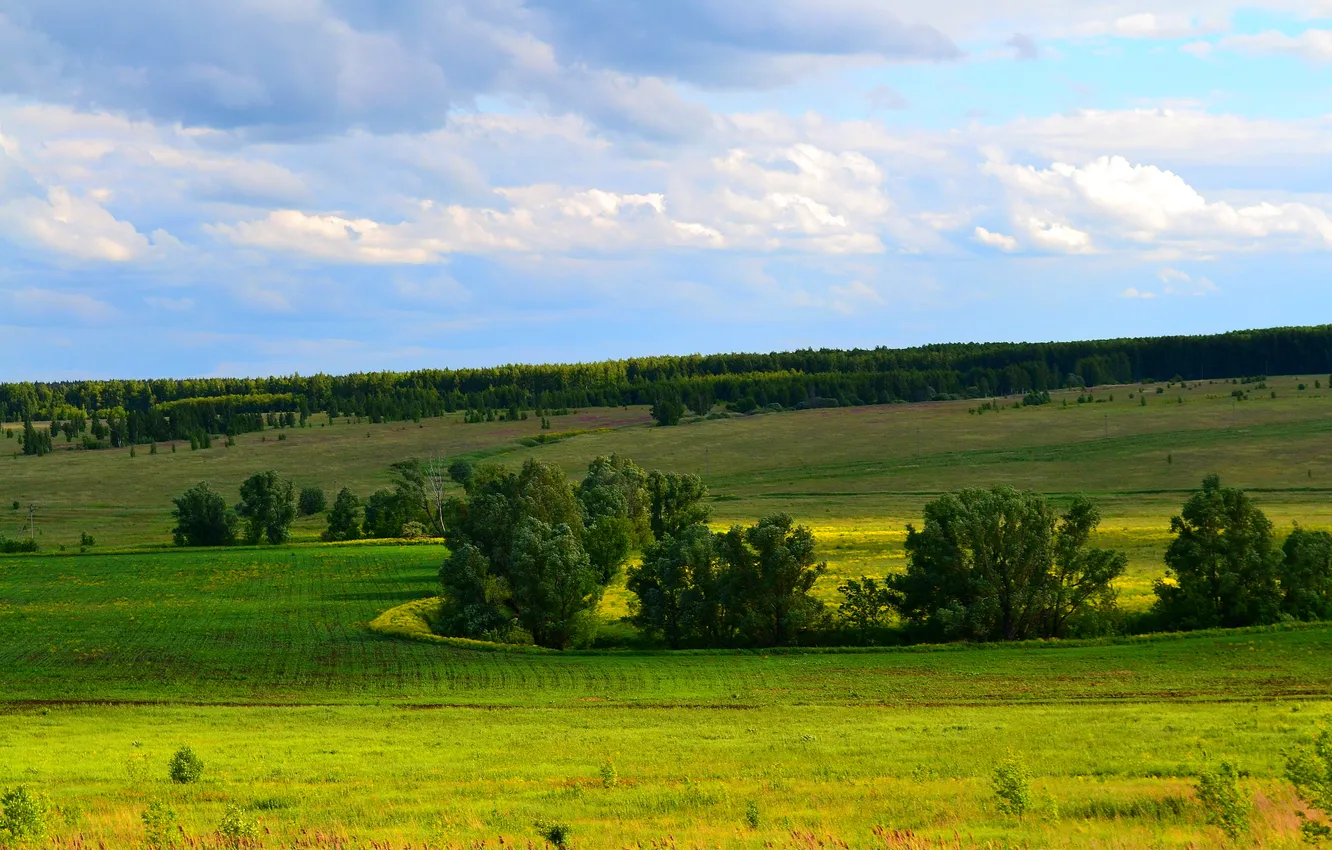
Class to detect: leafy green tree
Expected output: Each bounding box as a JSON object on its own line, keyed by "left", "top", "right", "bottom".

{"left": 628, "top": 525, "right": 720, "bottom": 649}
{"left": 298, "top": 487, "right": 327, "bottom": 516}
{"left": 508, "top": 519, "right": 601, "bottom": 649}
{"left": 991, "top": 756, "right": 1033, "bottom": 821}
{"left": 1286, "top": 728, "right": 1332, "bottom": 842}
{"left": 891, "top": 487, "right": 1124, "bottom": 641}
{"left": 168, "top": 745, "right": 204, "bottom": 784}
{"left": 646, "top": 470, "right": 710, "bottom": 541}
{"left": 171, "top": 483, "right": 238, "bottom": 547}
{"left": 363, "top": 489, "right": 409, "bottom": 538}
{"left": 0, "top": 784, "right": 49, "bottom": 842}
{"left": 650, "top": 397, "right": 684, "bottom": 427}
{"left": 578, "top": 454, "right": 651, "bottom": 545}
{"left": 236, "top": 471, "right": 297, "bottom": 545}
{"left": 717, "top": 514, "right": 826, "bottom": 646}
{"left": 1152, "top": 475, "right": 1282, "bottom": 630}
{"left": 837, "top": 576, "right": 893, "bottom": 637}
{"left": 322, "top": 488, "right": 362, "bottom": 542}
{"left": 1279, "top": 526, "right": 1332, "bottom": 621}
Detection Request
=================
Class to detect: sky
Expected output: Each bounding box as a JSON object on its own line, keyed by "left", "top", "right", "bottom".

{"left": 2, "top": 1, "right": 1332, "bottom": 381}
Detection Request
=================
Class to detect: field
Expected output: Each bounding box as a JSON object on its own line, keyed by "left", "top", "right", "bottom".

{"left": 3, "top": 375, "right": 1332, "bottom": 847}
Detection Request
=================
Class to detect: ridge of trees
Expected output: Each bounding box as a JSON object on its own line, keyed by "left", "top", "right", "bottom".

{"left": 7, "top": 325, "right": 1332, "bottom": 438}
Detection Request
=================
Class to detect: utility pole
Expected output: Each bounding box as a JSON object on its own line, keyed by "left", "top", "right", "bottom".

{"left": 24, "top": 503, "right": 35, "bottom": 543}
{"left": 1104, "top": 413, "right": 1108, "bottom": 440}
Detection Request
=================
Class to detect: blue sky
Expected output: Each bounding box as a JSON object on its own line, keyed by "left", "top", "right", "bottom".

{"left": 2, "top": 0, "right": 1332, "bottom": 380}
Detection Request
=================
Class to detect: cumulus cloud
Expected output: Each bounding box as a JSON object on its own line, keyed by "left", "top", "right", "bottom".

{"left": 1005, "top": 33, "right": 1039, "bottom": 60}
{"left": 985, "top": 155, "right": 1332, "bottom": 255}
{"left": 1120, "top": 287, "right": 1156, "bottom": 299}
{"left": 3, "top": 287, "right": 118, "bottom": 321}
{"left": 974, "top": 226, "right": 1018, "bottom": 251}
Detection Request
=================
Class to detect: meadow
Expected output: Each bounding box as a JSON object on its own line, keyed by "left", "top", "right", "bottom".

{"left": 3, "top": 375, "right": 1332, "bottom": 847}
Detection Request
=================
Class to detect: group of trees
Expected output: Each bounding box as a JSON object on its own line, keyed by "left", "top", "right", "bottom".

{"left": 854, "top": 475, "right": 1332, "bottom": 644}
{"left": 436, "top": 455, "right": 715, "bottom": 649}
{"left": 172, "top": 473, "right": 299, "bottom": 547}
{"left": 10, "top": 325, "right": 1332, "bottom": 428}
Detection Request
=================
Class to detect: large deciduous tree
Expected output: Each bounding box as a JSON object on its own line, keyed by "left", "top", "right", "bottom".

{"left": 889, "top": 487, "right": 1124, "bottom": 641}
{"left": 171, "top": 482, "right": 238, "bottom": 547}
{"left": 236, "top": 471, "right": 297, "bottom": 545}
{"left": 1152, "top": 475, "right": 1282, "bottom": 630}
{"left": 1279, "top": 526, "right": 1332, "bottom": 621}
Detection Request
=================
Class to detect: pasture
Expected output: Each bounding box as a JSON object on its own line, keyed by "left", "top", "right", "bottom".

{"left": 4, "top": 375, "right": 1332, "bottom": 847}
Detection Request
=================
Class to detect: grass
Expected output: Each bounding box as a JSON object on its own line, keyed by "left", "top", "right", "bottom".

{"left": 5, "top": 375, "right": 1332, "bottom": 847}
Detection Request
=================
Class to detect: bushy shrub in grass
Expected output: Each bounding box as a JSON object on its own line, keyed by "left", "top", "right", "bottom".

{"left": 141, "top": 800, "right": 178, "bottom": 850}
{"left": 168, "top": 745, "right": 204, "bottom": 784}
{"left": 0, "top": 784, "right": 49, "bottom": 842}
{"left": 992, "top": 756, "right": 1033, "bottom": 821}
{"left": 1195, "top": 761, "right": 1249, "bottom": 839}
{"left": 218, "top": 804, "right": 259, "bottom": 847}
{"left": 536, "top": 820, "right": 570, "bottom": 847}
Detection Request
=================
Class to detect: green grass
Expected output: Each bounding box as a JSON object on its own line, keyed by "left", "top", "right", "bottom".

{"left": 5, "top": 376, "right": 1332, "bottom": 847}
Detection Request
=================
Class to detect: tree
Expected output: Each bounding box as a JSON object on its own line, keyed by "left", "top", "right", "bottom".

{"left": 363, "top": 489, "right": 409, "bottom": 538}
{"left": 628, "top": 525, "right": 719, "bottom": 648}
{"left": 837, "top": 577, "right": 893, "bottom": 637}
{"left": 171, "top": 482, "right": 238, "bottom": 547}
{"left": 508, "top": 519, "right": 602, "bottom": 649}
{"left": 651, "top": 397, "right": 684, "bottom": 427}
{"left": 1279, "top": 526, "right": 1332, "bottom": 621}
{"left": 1152, "top": 475, "right": 1282, "bottom": 630}
{"left": 717, "top": 514, "right": 826, "bottom": 646}
{"left": 890, "top": 487, "right": 1124, "bottom": 641}
{"left": 236, "top": 470, "right": 297, "bottom": 545}
{"left": 298, "top": 487, "right": 327, "bottom": 516}
{"left": 322, "top": 488, "right": 362, "bottom": 541}
{"left": 1045, "top": 496, "right": 1127, "bottom": 637}
{"left": 646, "top": 470, "right": 710, "bottom": 541}
{"left": 1195, "top": 762, "right": 1250, "bottom": 840}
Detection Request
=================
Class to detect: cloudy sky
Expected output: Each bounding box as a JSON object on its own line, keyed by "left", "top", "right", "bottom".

{"left": 2, "top": 1, "right": 1331, "bottom": 380}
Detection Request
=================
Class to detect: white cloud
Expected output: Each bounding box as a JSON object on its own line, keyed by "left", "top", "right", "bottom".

{"left": 986, "top": 155, "right": 1332, "bottom": 255}
{"left": 974, "top": 226, "right": 1018, "bottom": 251}
{"left": 829, "top": 280, "right": 885, "bottom": 313}
{"left": 0, "top": 187, "right": 152, "bottom": 262}
{"left": 1220, "top": 29, "right": 1332, "bottom": 62}
{"left": 1120, "top": 287, "right": 1157, "bottom": 299}
{"left": 1157, "top": 267, "right": 1218, "bottom": 295}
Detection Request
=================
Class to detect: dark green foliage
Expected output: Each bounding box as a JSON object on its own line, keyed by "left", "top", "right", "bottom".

{"left": 890, "top": 488, "right": 1125, "bottom": 641}
{"left": 80, "top": 531, "right": 95, "bottom": 547}
{"left": 1021, "top": 390, "right": 1051, "bottom": 406}
{"left": 1195, "top": 762, "right": 1249, "bottom": 839}
{"left": 536, "top": 821, "right": 570, "bottom": 847}
{"left": 0, "top": 536, "right": 38, "bottom": 554}
{"left": 236, "top": 471, "right": 297, "bottom": 545}
{"left": 1279, "top": 526, "right": 1332, "bottom": 621}
{"left": 439, "top": 459, "right": 608, "bottom": 648}
{"left": 20, "top": 417, "right": 51, "bottom": 456}
{"left": 578, "top": 454, "right": 652, "bottom": 580}
{"left": 651, "top": 397, "right": 684, "bottom": 427}
{"left": 168, "top": 745, "right": 204, "bottom": 784}
{"left": 362, "top": 461, "right": 433, "bottom": 538}
{"left": 1152, "top": 475, "right": 1282, "bottom": 630}
{"left": 448, "top": 458, "right": 474, "bottom": 485}
{"left": 1286, "top": 729, "right": 1332, "bottom": 842}
{"left": 298, "top": 487, "right": 327, "bottom": 516}
{"left": 628, "top": 525, "right": 721, "bottom": 649}
{"left": 646, "top": 470, "right": 710, "bottom": 541}
{"left": 322, "top": 488, "right": 362, "bottom": 542}
{"left": 628, "top": 515, "right": 826, "bottom": 648}
{"left": 363, "top": 489, "right": 408, "bottom": 538}
{"left": 171, "top": 483, "right": 238, "bottom": 547}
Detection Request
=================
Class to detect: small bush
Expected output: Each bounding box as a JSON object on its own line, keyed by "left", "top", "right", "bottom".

{"left": 599, "top": 757, "right": 618, "bottom": 789}
{"left": 218, "top": 804, "right": 259, "bottom": 848}
{"left": 744, "top": 800, "right": 761, "bottom": 829}
{"left": 0, "top": 784, "right": 49, "bottom": 842}
{"left": 80, "top": 531, "right": 95, "bottom": 547}
{"left": 168, "top": 745, "right": 204, "bottom": 784}
{"left": 1285, "top": 729, "right": 1332, "bottom": 842}
{"left": 400, "top": 521, "right": 429, "bottom": 540}
{"left": 1195, "top": 761, "right": 1249, "bottom": 839}
{"left": 537, "top": 820, "right": 571, "bottom": 847}
{"left": 992, "top": 756, "right": 1033, "bottom": 821}
{"left": 142, "top": 800, "right": 179, "bottom": 850}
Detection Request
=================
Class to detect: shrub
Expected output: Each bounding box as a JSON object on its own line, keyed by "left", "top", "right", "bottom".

{"left": 0, "top": 784, "right": 49, "bottom": 842}
{"left": 1286, "top": 729, "right": 1332, "bottom": 842}
{"left": 537, "top": 820, "right": 570, "bottom": 847}
{"left": 600, "top": 757, "right": 618, "bottom": 789}
{"left": 744, "top": 800, "right": 761, "bottom": 829}
{"left": 142, "top": 800, "right": 179, "bottom": 850}
{"left": 168, "top": 745, "right": 204, "bottom": 784}
{"left": 80, "top": 531, "right": 95, "bottom": 547}
{"left": 1195, "top": 762, "right": 1249, "bottom": 839}
{"left": 218, "top": 804, "right": 259, "bottom": 848}
{"left": 298, "top": 487, "right": 327, "bottom": 516}
{"left": 400, "top": 521, "right": 429, "bottom": 539}
{"left": 992, "top": 756, "right": 1033, "bottom": 821}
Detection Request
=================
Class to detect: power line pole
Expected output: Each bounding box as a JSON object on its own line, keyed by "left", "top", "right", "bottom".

{"left": 25, "top": 503, "right": 35, "bottom": 543}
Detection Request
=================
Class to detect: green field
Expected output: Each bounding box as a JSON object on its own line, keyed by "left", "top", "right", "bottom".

{"left": 3, "top": 376, "right": 1332, "bottom": 847}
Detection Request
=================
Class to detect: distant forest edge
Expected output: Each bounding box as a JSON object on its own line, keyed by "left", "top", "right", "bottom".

{"left": 4, "top": 324, "right": 1332, "bottom": 444}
